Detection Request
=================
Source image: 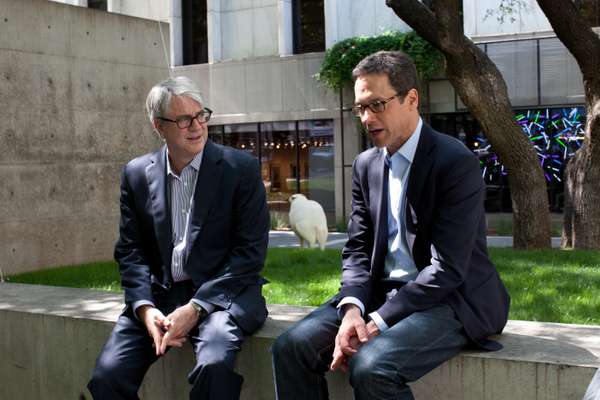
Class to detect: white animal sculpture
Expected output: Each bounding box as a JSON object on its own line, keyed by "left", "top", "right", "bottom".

{"left": 288, "top": 193, "right": 328, "bottom": 250}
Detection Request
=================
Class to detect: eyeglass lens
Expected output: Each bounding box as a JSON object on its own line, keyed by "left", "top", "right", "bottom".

{"left": 352, "top": 101, "right": 385, "bottom": 116}
{"left": 176, "top": 110, "right": 211, "bottom": 128}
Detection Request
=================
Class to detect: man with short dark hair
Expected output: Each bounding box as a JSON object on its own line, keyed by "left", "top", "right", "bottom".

{"left": 88, "top": 76, "right": 269, "bottom": 400}
{"left": 272, "top": 51, "right": 510, "bottom": 400}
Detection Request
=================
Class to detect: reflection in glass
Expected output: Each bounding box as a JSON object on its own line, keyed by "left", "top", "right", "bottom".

{"left": 298, "top": 120, "right": 335, "bottom": 224}
{"left": 260, "top": 122, "right": 297, "bottom": 214}
{"left": 224, "top": 123, "right": 258, "bottom": 158}
{"left": 208, "top": 125, "right": 224, "bottom": 144}
{"left": 208, "top": 119, "right": 335, "bottom": 226}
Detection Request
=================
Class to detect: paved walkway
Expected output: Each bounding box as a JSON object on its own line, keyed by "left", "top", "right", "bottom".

{"left": 268, "top": 231, "right": 562, "bottom": 249}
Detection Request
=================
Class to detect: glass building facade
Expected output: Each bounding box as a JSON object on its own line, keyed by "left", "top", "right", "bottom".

{"left": 430, "top": 106, "right": 585, "bottom": 213}
{"left": 208, "top": 119, "right": 335, "bottom": 225}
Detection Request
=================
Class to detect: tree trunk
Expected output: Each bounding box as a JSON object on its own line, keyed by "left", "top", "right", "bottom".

{"left": 387, "top": 0, "right": 551, "bottom": 248}
{"left": 537, "top": 0, "right": 600, "bottom": 249}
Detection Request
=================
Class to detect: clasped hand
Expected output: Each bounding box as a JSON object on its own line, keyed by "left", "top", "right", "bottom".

{"left": 330, "top": 305, "right": 380, "bottom": 372}
{"left": 138, "top": 303, "right": 201, "bottom": 356}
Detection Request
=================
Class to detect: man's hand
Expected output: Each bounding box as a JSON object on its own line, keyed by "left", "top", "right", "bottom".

{"left": 366, "top": 320, "right": 380, "bottom": 339}
{"left": 158, "top": 303, "right": 201, "bottom": 355}
{"left": 137, "top": 305, "right": 171, "bottom": 356}
{"left": 330, "top": 305, "right": 368, "bottom": 372}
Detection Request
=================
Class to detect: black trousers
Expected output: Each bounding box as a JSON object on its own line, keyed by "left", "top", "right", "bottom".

{"left": 88, "top": 281, "right": 245, "bottom": 400}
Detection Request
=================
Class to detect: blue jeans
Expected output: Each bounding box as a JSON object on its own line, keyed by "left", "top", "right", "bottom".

{"left": 88, "top": 281, "right": 245, "bottom": 400}
{"left": 272, "top": 299, "right": 468, "bottom": 400}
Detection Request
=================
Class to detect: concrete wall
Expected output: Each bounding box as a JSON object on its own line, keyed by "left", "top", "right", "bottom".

{"left": 464, "top": 0, "right": 552, "bottom": 39}
{"left": 212, "top": 0, "right": 280, "bottom": 61}
{"left": 49, "top": 0, "right": 170, "bottom": 21}
{"left": 1, "top": 284, "right": 598, "bottom": 400}
{"left": 325, "top": 0, "right": 411, "bottom": 48}
{"left": 174, "top": 52, "right": 337, "bottom": 122}
{"left": 109, "top": 0, "right": 170, "bottom": 21}
{"left": 0, "top": 0, "right": 169, "bottom": 275}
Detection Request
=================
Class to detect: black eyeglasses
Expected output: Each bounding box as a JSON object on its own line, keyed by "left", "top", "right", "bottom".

{"left": 352, "top": 94, "right": 401, "bottom": 117}
{"left": 158, "top": 108, "right": 213, "bottom": 129}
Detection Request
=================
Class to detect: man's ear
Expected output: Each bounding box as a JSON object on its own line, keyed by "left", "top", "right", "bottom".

{"left": 152, "top": 120, "right": 164, "bottom": 139}
{"left": 407, "top": 88, "right": 419, "bottom": 110}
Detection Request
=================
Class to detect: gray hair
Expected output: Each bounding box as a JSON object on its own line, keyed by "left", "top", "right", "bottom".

{"left": 352, "top": 51, "right": 419, "bottom": 98}
{"left": 145, "top": 76, "right": 204, "bottom": 123}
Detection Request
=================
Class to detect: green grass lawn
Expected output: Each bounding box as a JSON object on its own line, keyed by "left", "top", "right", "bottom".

{"left": 7, "top": 248, "right": 600, "bottom": 325}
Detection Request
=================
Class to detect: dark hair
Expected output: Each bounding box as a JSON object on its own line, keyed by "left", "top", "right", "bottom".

{"left": 352, "top": 51, "right": 419, "bottom": 98}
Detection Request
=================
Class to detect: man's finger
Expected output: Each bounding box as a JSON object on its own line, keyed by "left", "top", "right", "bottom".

{"left": 330, "top": 348, "right": 344, "bottom": 371}
{"left": 355, "top": 321, "right": 368, "bottom": 343}
{"left": 159, "top": 330, "right": 170, "bottom": 355}
{"left": 162, "top": 318, "right": 173, "bottom": 331}
{"left": 338, "top": 329, "right": 350, "bottom": 350}
{"left": 152, "top": 330, "right": 162, "bottom": 356}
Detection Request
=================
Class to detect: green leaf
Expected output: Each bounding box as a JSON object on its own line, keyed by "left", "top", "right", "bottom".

{"left": 317, "top": 30, "right": 443, "bottom": 91}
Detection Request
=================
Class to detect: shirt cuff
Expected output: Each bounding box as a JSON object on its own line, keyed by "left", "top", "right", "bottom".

{"left": 190, "top": 299, "right": 215, "bottom": 315}
{"left": 368, "top": 311, "right": 390, "bottom": 332}
{"left": 336, "top": 296, "right": 365, "bottom": 319}
{"left": 132, "top": 300, "right": 155, "bottom": 320}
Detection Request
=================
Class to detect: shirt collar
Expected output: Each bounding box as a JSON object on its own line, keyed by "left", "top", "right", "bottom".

{"left": 384, "top": 117, "right": 423, "bottom": 165}
{"left": 166, "top": 148, "right": 204, "bottom": 177}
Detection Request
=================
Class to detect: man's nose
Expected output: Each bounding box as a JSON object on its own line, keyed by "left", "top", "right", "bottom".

{"left": 361, "top": 108, "right": 376, "bottom": 125}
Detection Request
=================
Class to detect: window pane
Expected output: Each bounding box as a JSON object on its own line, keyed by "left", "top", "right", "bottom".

{"left": 182, "top": 0, "right": 208, "bottom": 65}
{"left": 298, "top": 120, "right": 335, "bottom": 225}
{"left": 487, "top": 40, "right": 538, "bottom": 107}
{"left": 224, "top": 123, "right": 258, "bottom": 157}
{"left": 88, "top": 0, "right": 107, "bottom": 11}
{"left": 539, "top": 38, "right": 584, "bottom": 105}
{"left": 293, "top": 0, "right": 325, "bottom": 54}
{"left": 260, "top": 122, "right": 297, "bottom": 214}
{"left": 208, "top": 125, "right": 223, "bottom": 145}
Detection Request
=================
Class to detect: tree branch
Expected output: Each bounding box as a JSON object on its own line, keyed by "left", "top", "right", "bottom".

{"left": 386, "top": 0, "right": 442, "bottom": 48}
{"left": 536, "top": 0, "right": 600, "bottom": 79}
{"left": 432, "top": 0, "right": 463, "bottom": 44}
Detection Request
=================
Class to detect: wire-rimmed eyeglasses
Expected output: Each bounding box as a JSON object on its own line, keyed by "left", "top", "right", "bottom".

{"left": 351, "top": 94, "right": 401, "bottom": 117}
{"left": 158, "top": 108, "right": 213, "bottom": 129}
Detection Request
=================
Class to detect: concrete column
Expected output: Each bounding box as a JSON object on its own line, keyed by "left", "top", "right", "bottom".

{"left": 278, "top": 0, "right": 293, "bottom": 55}
{"left": 324, "top": 0, "right": 339, "bottom": 48}
{"left": 170, "top": 0, "right": 183, "bottom": 66}
{"left": 207, "top": 0, "right": 221, "bottom": 63}
{"left": 106, "top": 0, "right": 116, "bottom": 12}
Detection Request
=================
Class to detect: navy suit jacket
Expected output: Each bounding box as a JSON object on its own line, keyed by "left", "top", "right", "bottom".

{"left": 114, "top": 140, "right": 270, "bottom": 334}
{"left": 338, "top": 123, "right": 510, "bottom": 349}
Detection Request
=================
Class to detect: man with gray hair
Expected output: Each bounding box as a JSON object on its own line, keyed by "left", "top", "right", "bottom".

{"left": 88, "top": 76, "right": 270, "bottom": 399}
{"left": 272, "top": 51, "right": 510, "bottom": 399}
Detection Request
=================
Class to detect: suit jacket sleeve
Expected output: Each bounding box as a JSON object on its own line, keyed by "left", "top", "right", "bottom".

{"left": 114, "top": 164, "right": 154, "bottom": 306}
{"left": 338, "top": 157, "right": 375, "bottom": 307}
{"left": 375, "top": 152, "right": 485, "bottom": 327}
{"left": 192, "top": 157, "right": 269, "bottom": 306}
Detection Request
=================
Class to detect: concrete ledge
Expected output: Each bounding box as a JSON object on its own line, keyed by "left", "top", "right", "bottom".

{"left": 1, "top": 283, "right": 598, "bottom": 399}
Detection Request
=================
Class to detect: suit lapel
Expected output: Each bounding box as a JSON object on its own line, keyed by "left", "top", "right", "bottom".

{"left": 145, "top": 146, "right": 173, "bottom": 270}
{"left": 368, "top": 149, "right": 388, "bottom": 279}
{"left": 406, "top": 124, "right": 434, "bottom": 216}
{"left": 187, "top": 141, "right": 224, "bottom": 254}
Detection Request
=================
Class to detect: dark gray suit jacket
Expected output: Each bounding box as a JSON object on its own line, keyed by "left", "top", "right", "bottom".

{"left": 338, "top": 123, "right": 510, "bottom": 349}
{"left": 114, "top": 140, "right": 270, "bottom": 334}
